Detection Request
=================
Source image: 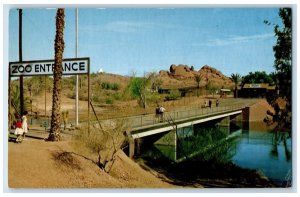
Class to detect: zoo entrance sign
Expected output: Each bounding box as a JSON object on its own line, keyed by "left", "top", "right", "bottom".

{"left": 9, "top": 57, "right": 90, "bottom": 77}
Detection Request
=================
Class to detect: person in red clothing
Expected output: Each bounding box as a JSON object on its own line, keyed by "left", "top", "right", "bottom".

{"left": 14, "top": 115, "right": 24, "bottom": 143}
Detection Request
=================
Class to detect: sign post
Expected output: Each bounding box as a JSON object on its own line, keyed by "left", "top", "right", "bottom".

{"left": 9, "top": 58, "right": 89, "bottom": 76}
{"left": 9, "top": 57, "right": 90, "bottom": 131}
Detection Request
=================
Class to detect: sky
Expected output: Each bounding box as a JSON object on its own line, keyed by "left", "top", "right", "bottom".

{"left": 9, "top": 7, "right": 283, "bottom": 77}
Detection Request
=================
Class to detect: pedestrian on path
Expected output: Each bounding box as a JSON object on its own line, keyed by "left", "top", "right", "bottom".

{"left": 155, "top": 104, "right": 160, "bottom": 122}
{"left": 209, "top": 100, "right": 212, "bottom": 108}
{"left": 216, "top": 99, "right": 220, "bottom": 107}
{"left": 159, "top": 105, "right": 165, "bottom": 122}
{"left": 14, "top": 115, "right": 23, "bottom": 143}
{"left": 22, "top": 111, "right": 28, "bottom": 140}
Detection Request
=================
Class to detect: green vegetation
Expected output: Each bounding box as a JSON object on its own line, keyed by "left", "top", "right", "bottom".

{"left": 194, "top": 74, "right": 202, "bottom": 97}
{"left": 101, "top": 82, "right": 119, "bottom": 91}
{"left": 265, "top": 8, "right": 292, "bottom": 131}
{"left": 10, "top": 84, "right": 30, "bottom": 115}
{"left": 178, "top": 127, "right": 237, "bottom": 164}
{"left": 242, "top": 71, "right": 273, "bottom": 84}
{"left": 206, "top": 81, "right": 219, "bottom": 97}
{"left": 127, "top": 72, "right": 161, "bottom": 108}
{"left": 230, "top": 73, "right": 241, "bottom": 98}
{"left": 105, "top": 97, "right": 114, "bottom": 105}
{"left": 165, "top": 90, "right": 181, "bottom": 101}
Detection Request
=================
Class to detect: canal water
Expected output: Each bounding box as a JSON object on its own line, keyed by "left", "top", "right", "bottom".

{"left": 138, "top": 121, "right": 292, "bottom": 187}
{"left": 232, "top": 122, "right": 292, "bottom": 186}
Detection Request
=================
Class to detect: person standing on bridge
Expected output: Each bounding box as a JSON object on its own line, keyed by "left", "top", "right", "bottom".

{"left": 216, "top": 99, "right": 219, "bottom": 107}
{"left": 209, "top": 100, "right": 212, "bottom": 108}
{"left": 155, "top": 104, "right": 160, "bottom": 122}
{"left": 159, "top": 105, "right": 165, "bottom": 122}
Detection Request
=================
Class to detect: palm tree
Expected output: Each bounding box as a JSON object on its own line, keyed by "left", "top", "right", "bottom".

{"left": 230, "top": 73, "right": 241, "bottom": 98}
{"left": 194, "top": 74, "right": 202, "bottom": 97}
{"left": 48, "top": 8, "right": 65, "bottom": 141}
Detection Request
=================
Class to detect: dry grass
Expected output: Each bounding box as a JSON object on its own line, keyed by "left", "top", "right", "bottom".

{"left": 52, "top": 151, "right": 82, "bottom": 170}
{"left": 71, "top": 119, "right": 129, "bottom": 172}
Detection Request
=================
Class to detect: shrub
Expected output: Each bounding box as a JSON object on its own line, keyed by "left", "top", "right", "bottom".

{"left": 105, "top": 98, "right": 114, "bottom": 105}
{"left": 101, "top": 82, "right": 119, "bottom": 91}
{"left": 165, "top": 90, "right": 181, "bottom": 101}
{"left": 72, "top": 120, "right": 128, "bottom": 172}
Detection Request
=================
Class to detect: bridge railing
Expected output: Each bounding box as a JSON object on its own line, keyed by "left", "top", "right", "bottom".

{"left": 107, "top": 103, "right": 246, "bottom": 129}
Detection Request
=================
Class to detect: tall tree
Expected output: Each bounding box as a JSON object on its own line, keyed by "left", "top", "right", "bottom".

{"left": 194, "top": 74, "right": 202, "bottom": 97}
{"left": 127, "top": 72, "right": 155, "bottom": 109}
{"left": 230, "top": 73, "right": 241, "bottom": 98}
{"left": 242, "top": 71, "right": 273, "bottom": 84}
{"left": 266, "top": 8, "right": 292, "bottom": 131}
{"left": 47, "top": 9, "right": 65, "bottom": 141}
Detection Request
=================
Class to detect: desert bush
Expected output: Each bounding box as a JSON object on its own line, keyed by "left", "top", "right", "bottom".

{"left": 112, "top": 92, "right": 122, "bottom": 100}
{"left": 145, "top": 92, "right": 162, "bottom": 104}
{"left": 165, "top": 90, "right": 181, "bottom": 101}
{"left": 101, "top": 82, "right": 119, "bottom": 91}
{"left": 105, "top": 97, "right": 114, "bottom": 105}
{"left": 67, "top": 92, "right": 76, "bottom": 99}
{"left": 72, "top": 119, "right": 128, "bottom": 172}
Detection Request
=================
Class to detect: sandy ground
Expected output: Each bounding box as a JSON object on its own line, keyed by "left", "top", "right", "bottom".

{"left": 8, "top": 137, "right": 180, "bottom": 189}
{"left": 7, "top": 98, "right": 274, "bottom": 189}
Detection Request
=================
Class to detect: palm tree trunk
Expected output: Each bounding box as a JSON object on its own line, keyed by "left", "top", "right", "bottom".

{"left": 48, "top": 8, "right": 65, "bottom": 141}
{"left": 235, "top": 86, "right": 238, "bottom": 98}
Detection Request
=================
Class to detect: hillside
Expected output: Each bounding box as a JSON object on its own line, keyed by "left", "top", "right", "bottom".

{"left": 10, "top": 64, "right": 235, "bottom": 120}
{"left": 158, "top": 64, "right": 234, "bottom": 89}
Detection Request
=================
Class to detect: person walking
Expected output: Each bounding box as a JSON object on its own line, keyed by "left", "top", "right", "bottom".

{"left": 159, "top": 105, "right": 165, "bottom": 122}
{"left": 216, "top": 99, "right": 219, "bottom": 107}
{"left": 209, "top": 100, "right": 212, "bottom": 108}
{"left": 14, "top": 115, "right": 23, "bottom": 143}
{"left": 22, "top": 111, "right": 28, "bottom": 140}
{"left": 155, "top": 104, "right": 160, "bottom": 122}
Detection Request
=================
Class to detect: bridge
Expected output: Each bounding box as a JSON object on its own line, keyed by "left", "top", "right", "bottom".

{"left": 116, "top": 99, "right": 256, "bottom": 158}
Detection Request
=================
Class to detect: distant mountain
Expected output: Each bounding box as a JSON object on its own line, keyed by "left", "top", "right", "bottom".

{"left": 158, "top": 64, "right": 234, "bottom": 89}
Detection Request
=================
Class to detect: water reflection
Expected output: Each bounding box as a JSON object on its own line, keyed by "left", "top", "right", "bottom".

{"left": 138, "top": 121, "right": 292, "bottom": 187}
{"left": 271, "top": 131, "right": 291, "bottom": 161}
{"left": 233, "top": 122, "right": 292, "bottom": 187}
{"left": 176, "top": 126, "right": 238, "bottom": 163}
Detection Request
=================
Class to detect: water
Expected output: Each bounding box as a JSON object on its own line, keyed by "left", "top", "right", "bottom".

{"left": 138, "top": 121, "right": 292, "bottom": 187}
{"left": 232, "top": 124, "right": 292, "bottom": 186}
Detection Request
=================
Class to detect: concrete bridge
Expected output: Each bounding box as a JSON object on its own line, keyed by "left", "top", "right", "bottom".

{"left": 123, "top": 102, "right": 253, "bottom": 159}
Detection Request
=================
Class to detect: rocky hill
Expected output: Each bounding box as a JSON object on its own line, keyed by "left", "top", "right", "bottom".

{"left": 158, "top": 64, "right": 234, "bottom": 89}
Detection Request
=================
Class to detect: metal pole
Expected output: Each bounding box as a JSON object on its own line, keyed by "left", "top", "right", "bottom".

{"left": 75, "top": 8, "right": 79, "bottom": 126}
{"left": 45, "top": 75, "right": 47, "bottom": 116}
{"left": 45, "top": 75, "right": 47, "bottom": 131}
{"left": 8, "top": 75, "right": 11, "bottom": 133}
{"left": 19, "top": 9, "right": 24, "bottom": 115}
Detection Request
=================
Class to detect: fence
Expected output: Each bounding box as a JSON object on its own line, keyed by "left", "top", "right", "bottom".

{"left": 109, "top": 103, "right": 246, "bottom": 129}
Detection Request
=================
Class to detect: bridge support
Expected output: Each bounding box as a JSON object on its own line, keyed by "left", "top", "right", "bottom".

{"left": 154, "top": 129, "right": 176, "bottom": 146}
{"left": 129, "top": 137, "right": 135, "bottom": 158}
{"left": 154, "top": 130, "right": 177, "bottom": 161}
{"left": 217, "top": 116, "right": 230, "bottom": 127}
{"left": 242, "top": 107, "right": 250, "bottom": 130}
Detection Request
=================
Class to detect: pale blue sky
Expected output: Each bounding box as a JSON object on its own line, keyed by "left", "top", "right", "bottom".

{"left": 9, "top": 7, "right": 282, "bottom": 76}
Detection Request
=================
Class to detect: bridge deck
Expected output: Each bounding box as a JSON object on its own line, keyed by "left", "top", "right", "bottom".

{"left": 131, "top": 109, "right": 243, "bottom": 139}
